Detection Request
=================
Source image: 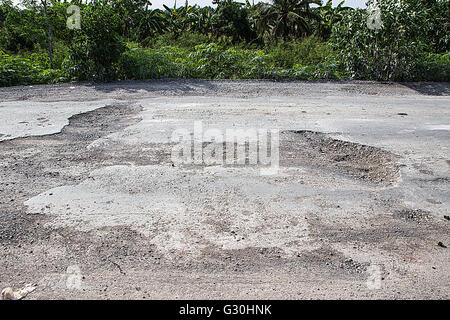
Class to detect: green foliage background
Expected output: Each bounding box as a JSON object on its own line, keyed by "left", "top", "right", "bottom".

{"left": 0, "top": 0, "right": 448, "bottom": 86}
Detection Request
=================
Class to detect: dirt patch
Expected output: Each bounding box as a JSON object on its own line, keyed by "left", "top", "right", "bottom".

{"left": 174, "top": 130, "right": 400, "bottom": 185}
{"left": 393, "top": 209, "right": 433, "bottom": 223}
{"left": 307, "top": 210, "right": 447, "bottom": 254}
{"left": 280, "top": 130, "right": 400, "bottom": 185}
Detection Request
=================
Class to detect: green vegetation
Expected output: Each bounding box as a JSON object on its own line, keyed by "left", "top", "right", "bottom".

{"left": 0, "top": 0, "right": 448, "bottom": 86}
{"left": 331, "top": 0, "right": 450, "bottom": 81}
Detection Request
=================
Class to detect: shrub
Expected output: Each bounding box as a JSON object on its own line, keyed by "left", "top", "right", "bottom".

{"left": 147, "top": 32, "right": 212, "bottom": 49}
{"left": 118, "top": 43, "right": 277, "bottom": 80}
{"left": 331, "top": 0, "right": 449, "bottom": 81}
{"left": 0, "top": 50, "right": 61, "bottom": 86}
{"left": 212, "top": 0, "right": 257, "bottom": 43}
{"left": 415, "top": 53, "right": 450, "bottom": 82}
{"left": 0, "top": 5, "right": 46, "bottom": 53}
{"left": 183, "top": 43, "right": 268, "bottom": 79}
{"left": 118, "top": 46, "right": 182, "bottom": 79}
{"left": 64, "top": 2, "right": 125, "bottom": 81}
{"left": 265, "top": 36, "right": 333, "bottom": 69}
{"left": 293, "top": 55, "right": 350, "bottom": 80}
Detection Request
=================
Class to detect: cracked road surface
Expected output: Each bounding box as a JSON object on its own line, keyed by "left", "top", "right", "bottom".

{"left": 0, "top": 80, "right": 449, "bottom": 299}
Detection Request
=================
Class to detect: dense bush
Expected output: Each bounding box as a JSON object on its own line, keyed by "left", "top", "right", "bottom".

{"left": 331, "top": 0, "right": 449, "bottom": 81}
{"left": 146, "top": 32, "right": 212, "bottom": 49}
{"left": 0, "top": 0, "right": 448, "bottom": 86}
{"left": 185, "top": 43, "right": 258, "bottom": 78}
{"left": 265, "top": 36, "right": 332, "bottom": 68}
{"left": 117, "top": 40, "right": 345, "bottom": 81}
{"left": 415, "top": 53, "right": 450, "bottom": 82}
{"left": 118, "top": 46, "right": 182, "bottom": 79}
{"left": 118, "top": 44, "right": 266, "bottom": 80}
{"left": 212, "top": 0, "right": 257, "bottom": 43}
{"left": 0, "top": 50, "right": 61, "bottom": 86}
{"left": 0, "top": 4, "right": 46, "bottom": 53}
{"left": 64, "top": 1, "right": 126, "bottom": 81}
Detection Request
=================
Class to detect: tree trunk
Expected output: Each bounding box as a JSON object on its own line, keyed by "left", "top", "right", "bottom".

{"left": 42, "top": 0, "right": 54, "bottom": 69}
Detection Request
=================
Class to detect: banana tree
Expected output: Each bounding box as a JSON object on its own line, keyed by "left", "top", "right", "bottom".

{"left": 137, "top": 8, "right": 166, "bottom": 40}
{"left": 191, "top": 5, "right": 215, "bottom": 35}
{"left": 162, "top": 2, "right": 197, "bottom": 38}
{"left": 314, "top": 0, "right": 351, "bottom": 40}
{"left": 254, "top": 0, "right": 322, "bottom": 41}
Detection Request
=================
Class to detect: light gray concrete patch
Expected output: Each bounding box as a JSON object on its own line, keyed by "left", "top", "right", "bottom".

{"left": 25, "top": 165, "right": 318, "bottom": 257}
{"left": 0, "top": 99, "right": 115, "bottom": 141}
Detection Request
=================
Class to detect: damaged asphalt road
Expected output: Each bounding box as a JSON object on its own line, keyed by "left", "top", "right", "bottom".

{"left": 0, "top": 80, "right": 449, "bottom": 299}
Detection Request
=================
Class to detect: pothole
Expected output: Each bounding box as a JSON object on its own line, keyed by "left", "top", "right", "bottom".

{"left": 169, "top": 130, "right": 400, "bottom": 185}
{"left": 280, "top": 130, "right": 400, "bottom": 185}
